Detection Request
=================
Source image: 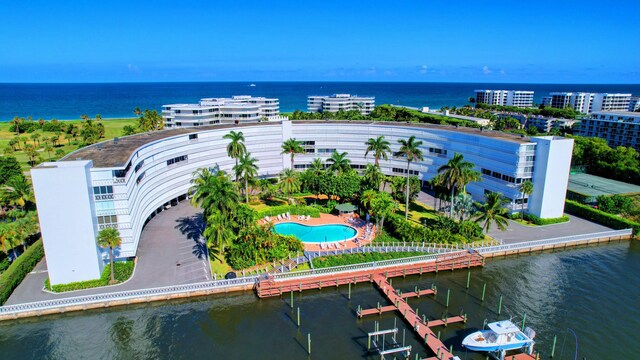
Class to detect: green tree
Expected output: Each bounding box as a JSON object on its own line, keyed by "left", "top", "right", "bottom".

{"left": 437, "top": 153, "right": 480, "bottom": 218}
{"left": 223, "top": 131, "right": 246, "bottom": 182}
{"left": 44, "top": 144, "right": 54, "bottom": 160}
{"left": 364, "top": 136, "right": 391, "bottom": 167}
{"left": 234, "top": 153, "right": 259, "bottom": 204}
{"left": 327, "top": 151, "right": 351, "bottom": 174}
{"left": 0, "top": 224, "right": 18, "bottom": 259}
{"left": 55, "top": 148, "right": 66, "bottom": 159}
{"left": 362, "top": 163, "right": 384, "bottom": 191}
{"left": 136, "top": 109, "right": 164, "bottom": 131}
{"left": 474, "top": 192, "right": 510, "bottom": 232}
{"left": 10, "top": 116, "right": 21, "bottom": 135}
{"left": 394, "top": 136, "right": 424, "bottom": 219}
{"left": 3, "top": 176, "right": 33, "bottom": 210}
{"left": 309, "top": 157, "right": 325, "bottom": 175}
{"left": 519, "top": 180, "right": 534, "bottom": 220}
{"left": 189, "top": 169, "right": 239, "bottom": 218}
{"left": 370, "top": 191, "right": 397, "bottom": 231}
{"left": 390, "top": 175, "right": 420, "bottom": 203}
{"left": 203, "top": 210, "right": 235, "bottom": 259}
{"left": 279, "top": 168, "right": 300, "bottom": 204}
{"left": 0, "top": 157, "right": 23, "bottom": 185}
{"left": 96, "top": 227, "right": 122, "bottom": 284}
{"left": 30, "top": 133, "right": 40, "bottom": 146}
{"left": 281, "top": 138, "right": 304, "bottom": 169}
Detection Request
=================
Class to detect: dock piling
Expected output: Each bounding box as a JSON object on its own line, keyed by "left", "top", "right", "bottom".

{"left": 521, "top": 313, "right": 526, "bottom": 329}
{"left": 290, "top": 291, "right": 294, "bottom": 309}
{"left": 297, "top": 307, "right": 300, "bottom": 327}
{"left": 446, "top": 289, "right": 450, "bottom": 308}
{"left": 348, "top": 282, "right": 351, "bottom": 300}
{"left": 466, "top": 271, "right": 471, "bottom": 289}
{"left": 481, "top": 283, "right": 486, "bottom": 302}
{"left": 498, "top": 295, "right": 503, "bottom": 315}
{"left": 550, "top": 335, "right": 557, "bottom": 357}
{"left": 307, "top": 333, "right": 311, "bottom": 355}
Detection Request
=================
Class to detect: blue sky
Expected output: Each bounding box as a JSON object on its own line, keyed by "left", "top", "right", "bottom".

{"left": 1, "top": 0, "right": 638, "bottom": 83}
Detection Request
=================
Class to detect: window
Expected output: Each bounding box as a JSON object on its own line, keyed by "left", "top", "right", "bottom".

{"left": 317, "top": 148, "right": 337, "bottom": 154}
{"left": 97, "top": 215, "right": 118, "bottom": 229}
{"left": 167, "top": 155, "right": 188, "bottom": 166}
{"left": 189, "top": 134, "right": 198, "bottom": 140}
{"left": 136, "top": 171, "right": 146, "bottom": 185}
{"left": 392, "top": 168, "right": 419, "bottom": 176}
{"left": 113, "top": 161, "right": 131, "bottom": 178}
{"left": 134, "top": 160, "right": 144, "bottom": 173}
{"left": 93, "top": 186, "right": 114, "bottom": 200}
{"left": 429, "top": 147, "right": 447, "bottom": 155}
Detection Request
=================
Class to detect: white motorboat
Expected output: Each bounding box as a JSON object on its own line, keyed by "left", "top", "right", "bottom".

{"left": 462, "top": 320, "right": 535, "bottom": 354}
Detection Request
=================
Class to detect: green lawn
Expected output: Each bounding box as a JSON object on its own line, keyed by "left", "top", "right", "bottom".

{"left": 396, "top": 200, "right": 439, "bottom": 225}
{"left": 45, "top": 261, "right": 134, "bottom": 292}
{"left": 312, "top": 251, "right": 428, "bottom": 268}
{"left": 248, "top": 198, "right": 288, "bottom": 212}
{"left": 0, "top": 118, "right": 137, "bottom": 173}
{"left": 210, "top": 258, "right": 235, "bottom": 278}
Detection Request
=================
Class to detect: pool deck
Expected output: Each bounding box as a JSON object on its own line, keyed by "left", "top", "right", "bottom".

{"left": 261, "top": 213, "right": 376, "bottom": 251}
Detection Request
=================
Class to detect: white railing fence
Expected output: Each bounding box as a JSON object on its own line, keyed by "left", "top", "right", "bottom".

{"left": 0, "top": 229, "right": 630, "bottom": 318}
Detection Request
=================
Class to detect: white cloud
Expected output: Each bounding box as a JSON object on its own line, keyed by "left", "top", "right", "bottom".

{"left": 500, "top": 69, "right": 506, "bottom": 75}
{"left": 127, "top": 64, "right": 140, "bottom": 73}
{"left": 418, "top": 65, "right": 428, "bottom": 74}
{"left": 482, "top": 65, "right": 492, "bottom": 75}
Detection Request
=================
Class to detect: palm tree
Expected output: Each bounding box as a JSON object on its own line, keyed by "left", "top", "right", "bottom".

{"left": 394, "top": 136, "right": 424, "bottom": 219}
{"left": 364, "top": 136, "right": 391, "bottom": 167}
{"left": 233, "top": 153, "right": 259, "bottom": 204}
{"left": 326, "top": 151, "right": 351, "bottom": 174}
{"left": 0, "top": 224, "right": 18, "bottom": 259}
{"left": 474, "top": 192, "right": 510, "bottom": 232}
{"left": 363, "top": 163, "right": 384, "bottom": 190}
{"left": 189, "top": 169, "right": 239, "bottom": 217}
{"left": 3, "top": 176, "right": 33, "bottom": 210}
{"left": 11, "top": 117, "right": 21, "bottom": 135}
{"left": 437, "top": 153, "right": 480, "bottom": 218}
{"left": 281, "top": 138, "right": 304, "bottom": 169}
{"left": 203, "top": 211, "right": 235, "bottom": 259}
{"left": 279, "top": 168, "right": 300, "bottom": 204}
{"left": 96, "top": 227, "right": 122, "bottom": 284}
{"left": 519, "top": 180, "right": 534, "bottom": 220}
{"left": 309, "top": 158, "right": 325, "bottom": 176}
{"left": 44, "top": 144, "right": 54, "bottom": 160}
{"left": 222, "top": 131, "right": 246, "bottom": 182}
{"left": 453, "top": 193, "right": 474, "bottom": 221}
{"left": 30, "top": 133, "right": 40, "bottom": 147}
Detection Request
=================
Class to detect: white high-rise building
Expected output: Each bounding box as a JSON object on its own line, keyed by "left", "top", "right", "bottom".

{"left": 629, "top": 97, "right": 640, "bottom": 112}
{"left": 307, "top": 94, "right": 375, "bottom": 115}
{"left": 474, "top": 90, "right": 534, "bottom": 108}
{"left": 163, "top": 96, "right": 281, "bottom": 128}
{"left": 579, "top": 111, "right": 640, "bottom": 150}
{"left": 548, "top": 92, "right": 632, "bottom": 114}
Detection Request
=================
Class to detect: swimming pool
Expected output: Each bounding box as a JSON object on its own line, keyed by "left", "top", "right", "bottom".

{"left": 273, "top": 223, "right": 357, "bottom": 243}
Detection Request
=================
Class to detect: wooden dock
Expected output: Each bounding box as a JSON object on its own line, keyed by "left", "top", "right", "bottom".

{"left": 255, "top": 251, "right": 484, "bottom": 298}
{"left": 360, "top": 274, "right": 463, "bottom": 360}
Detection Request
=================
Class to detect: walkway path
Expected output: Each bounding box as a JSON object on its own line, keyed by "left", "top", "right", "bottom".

{"left": 487, "top": 214, "right": 612, "bottom": 243}
{"left": 5, "top": 201, "right": 211, "bottom": 305}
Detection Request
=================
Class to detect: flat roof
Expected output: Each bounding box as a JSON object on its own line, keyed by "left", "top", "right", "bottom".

{"left": 62, "top": 120, "right": 533, "bottom": 169}
{"left": 568, "top": 172, "right": 640, "bottom": 197}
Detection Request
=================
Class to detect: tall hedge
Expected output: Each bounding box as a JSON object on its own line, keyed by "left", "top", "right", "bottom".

{"left": 256, "top": 205, "right": 321, "bottom": 219}
{"left": 0, "top": 239, "right": 45, "bottom": 305}
{"left": 565, "top": 200, "right": 640, "bottom": 235}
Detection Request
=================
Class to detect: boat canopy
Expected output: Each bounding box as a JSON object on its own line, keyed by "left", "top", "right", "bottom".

{"left": 487, "top": 320, "right": 521, "bottom": 335}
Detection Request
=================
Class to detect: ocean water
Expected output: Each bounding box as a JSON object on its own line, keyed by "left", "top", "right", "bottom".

{"left": 0, "top": 242, "right": 638, "bottom": 359}
{"left": 1, "top": 82, "right": 639, "bottom": 121}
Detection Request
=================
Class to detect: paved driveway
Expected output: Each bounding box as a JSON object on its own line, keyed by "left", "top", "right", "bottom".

{"left": 486, "top": 214, "right": 613, "bottom": 244}
{"left": 5, "top": 201, "right": 211, "bottom": 305}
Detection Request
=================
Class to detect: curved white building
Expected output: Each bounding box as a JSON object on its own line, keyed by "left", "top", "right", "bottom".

{"left": 32, "top": 121, "right": 573, "bottom": 285}
{"left": 163, "top": 96, "right": 280, "bottom": 128}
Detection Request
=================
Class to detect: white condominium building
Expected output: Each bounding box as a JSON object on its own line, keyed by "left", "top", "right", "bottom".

{"left": 307, "top": 94, "right": 375, "bottom": 115}
{"left": 474, "top": 90, "right": 534, "bottom": 108}
{"left": 578, "top": 111, "right": 640, "bottom": 150}
{"left": 629, "top": 97, "right": 640, "bottom": 112}
{"left": 163, "top": 96, "right": 280, "bottom": 128}
{"left": 548, "top": 92, "right": 632, "bottom": 114}
{"left": 541, "top": 96, "right": 552, "bottom": 107}
{"left": 33, "top": 120, "right": 573, "bottom": 285}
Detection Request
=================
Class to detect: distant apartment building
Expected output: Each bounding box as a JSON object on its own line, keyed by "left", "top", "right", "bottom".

{"left": 307, "top": 94, "right": 375, "bottom": 115}
{"left": 163, "top": 96, "right": 281, "bottom": 128}
{"left": 525, "top": 116, "right": 576, "bottom": 133}
{"left": 579, "top": 111, "right": 640, "bottom": 150}
{"left": 627, "top": 96, "right": 640, "bottom": 112}
{"left": 548, "top": 92, "right": 632, "bottom": 114}
{"left": 541, "top": 96, "right": 552, "bottom": 107}
{"left": 474, "top": 90, "right": 534, "bottom": 108}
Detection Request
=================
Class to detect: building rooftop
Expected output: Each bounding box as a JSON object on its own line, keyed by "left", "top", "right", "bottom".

{"left": 62, "top": 120, "right": 533, "bottom": 169}
{"left": 568, "top": 172, "right": 640, "bottom": 198}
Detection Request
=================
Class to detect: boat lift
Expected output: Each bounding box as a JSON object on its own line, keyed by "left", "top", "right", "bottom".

{"left": 367, "top": 322, "right": 412, "bottom": 359}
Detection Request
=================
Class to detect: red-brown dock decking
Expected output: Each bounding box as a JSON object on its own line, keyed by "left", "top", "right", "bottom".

{"left": 360, "top": 274, "right": 462, "bottom": 359}
{"left": 255, "top": 251, "right": 484, "bottom": 298}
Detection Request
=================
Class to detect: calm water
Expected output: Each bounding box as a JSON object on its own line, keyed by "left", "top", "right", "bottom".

{"left": 274, "top": 222, "right": 357, "bottom": 243}
{"left": 0, "top": 242, "right": 638, "bottom": 359}
{"left": 1, "top": 82, "right": 639, "bottom": 121}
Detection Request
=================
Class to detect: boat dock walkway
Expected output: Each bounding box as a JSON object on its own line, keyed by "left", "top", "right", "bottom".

{"left": 360, "top": 274, "right": 463, "bottom": 359}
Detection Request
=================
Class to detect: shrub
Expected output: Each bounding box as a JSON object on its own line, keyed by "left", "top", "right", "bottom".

{"left": 565, "top": 200, "right": 640, "bottom": 235}
{"left": 256, "top": 205, "right": 321, "bottom": 219}
{"left": 596, "top": 194, "right": 633, "bottom": 215}
{"left": 459, "top": 220, "right": 483, "bottom": 238}
{"left": 312, "top": 251, "right": 427, "bottom": 268}
{"left": 45, "top": 261, "right": 134, "bottom": 292}
{"left": 524, "top": 214, "right": 570, "bottom": 225}
{"left": 0, "top": 239, "right": 45, "bottom": 305}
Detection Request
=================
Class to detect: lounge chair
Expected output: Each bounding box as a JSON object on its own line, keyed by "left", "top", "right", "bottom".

{"left": 286, "top": 212, "right": 291, "bottom": 219}
{"left": 277, "top": 214, "right": 282, "bottom": 221}
{"left": 305, "top": 215, "right": 310, "bottom": 221}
